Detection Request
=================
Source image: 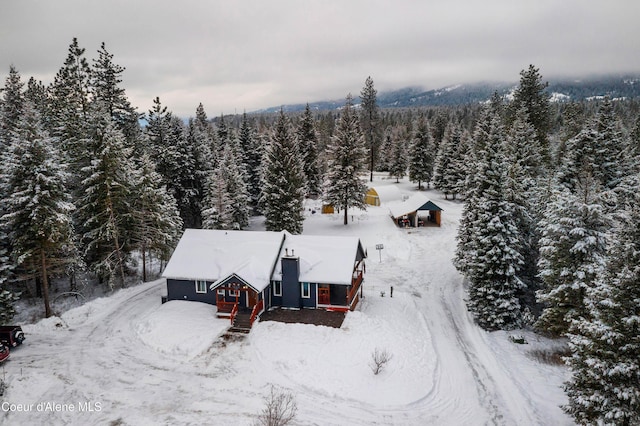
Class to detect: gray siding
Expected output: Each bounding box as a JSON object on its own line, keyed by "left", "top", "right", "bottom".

{"left": 166, "top": 278, "right": 217, "bottom": 305}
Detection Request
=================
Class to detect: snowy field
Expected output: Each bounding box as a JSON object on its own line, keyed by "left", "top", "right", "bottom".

{"left": 1, "top": 176, "right": 572, "bottom": 425}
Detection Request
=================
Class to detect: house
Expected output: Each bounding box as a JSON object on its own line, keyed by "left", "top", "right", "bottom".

{"left": 364, "top": 185, "right": 403, "bottom": 206}
{"left": 162, "top": 229, "right": 366, "bottom": 329}
{"left": 388, "top": 193, "right": 443, "bottom": 227}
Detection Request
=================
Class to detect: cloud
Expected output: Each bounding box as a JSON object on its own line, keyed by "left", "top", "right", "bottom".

{"left": 2, "top": 0, "right": 639, "bottom": 118}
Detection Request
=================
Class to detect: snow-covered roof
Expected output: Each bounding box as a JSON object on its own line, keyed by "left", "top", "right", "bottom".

{"left": 388, "top": 193, "right": 442, "bottom": 218}
{"left": 271, "top": 234, "right": 365, "bottom": 285}
{"left": 367, "top": 185, "right": 403, "bottom": 203}
{"left": 161, "top": 229, "right": 285, "bottom": 292}
{"left": 162, "top": 229, "right": 366, "bottom": 291}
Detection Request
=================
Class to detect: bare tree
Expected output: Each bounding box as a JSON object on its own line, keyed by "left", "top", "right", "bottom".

{"left": 255, "top": 385, "right": 297, "bottom": 426}
{"left": 369, "top": 348, "right": 393, "bottom": 375}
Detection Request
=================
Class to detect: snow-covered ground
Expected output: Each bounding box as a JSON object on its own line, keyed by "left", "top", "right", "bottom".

{"left": 1, "top": 176, "right": 572, "bottom": 425}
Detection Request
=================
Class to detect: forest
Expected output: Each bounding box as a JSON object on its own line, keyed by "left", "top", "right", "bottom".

{"left": 1, "top": 38, "right": 639, "bottom": 424}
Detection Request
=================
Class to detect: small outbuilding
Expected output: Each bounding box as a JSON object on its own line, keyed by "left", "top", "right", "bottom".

{"left": 388, "top": 194, "right": 443, "bottom": 227}
{"left": 364, "top": 185, "right": 404, "bottom": 206}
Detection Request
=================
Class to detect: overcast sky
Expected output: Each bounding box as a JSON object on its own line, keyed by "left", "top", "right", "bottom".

{"left": 2, "top": 1, "right": 639, "bottom": 118}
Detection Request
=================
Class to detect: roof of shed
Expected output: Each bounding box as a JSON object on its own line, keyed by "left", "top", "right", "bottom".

{"left": 388, "top": 194, "right": 443, "bottom": 218}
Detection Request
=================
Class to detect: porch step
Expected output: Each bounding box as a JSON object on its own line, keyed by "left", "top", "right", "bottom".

{"left": 230, "top": 313, "right": 253, "bottom": 333}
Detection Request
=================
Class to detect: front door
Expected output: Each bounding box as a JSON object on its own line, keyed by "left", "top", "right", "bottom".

{"left": 247, "top": 290, "right": 258, "bottom": 308}
{"left": 318, "top": 286, "right": 330, "bottom": 305}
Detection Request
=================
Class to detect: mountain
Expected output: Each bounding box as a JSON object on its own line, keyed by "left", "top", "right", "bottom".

{"left": 255, "top": 74, "right": 640, "bottom": 113}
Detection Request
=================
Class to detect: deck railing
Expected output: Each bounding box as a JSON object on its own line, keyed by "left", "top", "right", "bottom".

{"left": 216, "top": 300, "right": 236, "bottom": 314}
{"left": 229, "top": 303, "right": 238, "bottom": 325}
{"left": 250, "top": 299, "right": 264, "bottom": 326}
{"left": 347, "top": 271, "right": 363, "bottom": 306}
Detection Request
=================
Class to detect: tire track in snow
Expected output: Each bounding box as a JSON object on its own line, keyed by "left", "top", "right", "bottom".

{"left": 405, "top": 223, "right": 541, "bottom": 425}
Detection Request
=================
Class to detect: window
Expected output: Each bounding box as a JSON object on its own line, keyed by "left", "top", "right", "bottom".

{"left": 196, "top": 280, "right": 207, "bottom": 294}
{"left": 217, "top": 289, "right": 225, "bottom": 296}
{"left": 228, "top": 288, "right": 239, "bottom": 297}
{"left": 272, "top": 281, "right": 282, "bottom": 296}
{"left": 301, "top": 282, "right": 310, "bottom": 298}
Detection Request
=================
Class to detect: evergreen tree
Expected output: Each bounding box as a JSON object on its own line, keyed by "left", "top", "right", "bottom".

{"left": 535, "top": 182, "right": 609, "bottom": 336}
{"left": 49, "top": 38, "right": 92, "bottom": 190}
{"left": 78, "top": 106, "right": 137, "bottom": 288}
{"left": 0, "top": 289, "right": 19, "bottom": 324}
{"left": 388, "top": 127, "right": 408, "bottom": 183}
{"left": 408, "top": 116, "right": 435, "bottom": 190}
{"left": 456, "top": 110, "right": 524, "bottom": 330}
{"left": 296, "top": 104, "right": 321, "bottom": 196}
{"left": 451, "top": 130, "right": 473, "bottom": 197}
{"left": 238, "top": 112, "right": 262, "bottom": 208}
{"left": 564, "top": 192, "right": 640, "bottom": 425}
{"left": 433, "top": 123, "right": 462, "bottom": 199}
{"left": 506, "top": 108, "right": 543, "bottom": 293}
{"left": 360, "top": 76, "right": 381, "bottom": 182}
{"left": 507, "top": 65, "right": 551, "bottom": 164}
{"left": 593, "top": 97, "right": 626, "bottom": 191}
{"left": 220, "top": 144, "right": 251, "bottom": 229}
{"left": 90, "top": 42, "right": 139, "bottom": 142}
{"left": 25, "top": 77, "right": 49, "bottom": 122}
{"left": 156, "top": 115, "right": 201, "bottom": 229}
{"left": 0, "top": 67, "right": 25, "bottom": 318}
{"left": 202, "top": 166, "right": 234, "bottom": 230}
{"left": 260, "top": 110, "right": 306, "bottom": 234}
{"left": 324, "top": 94, "right": 368, "bottom": 225}
{"left": 130, "top": 153, "right": 183, "bottom": 282}
{"left": 187, "top": 104, "right": 217, "bottom": 225}
{"left": 0, "top": 66, "right": 24, "bottom": 148}
{"left": 2, "top": 103, "right": 76, "bottom": 317}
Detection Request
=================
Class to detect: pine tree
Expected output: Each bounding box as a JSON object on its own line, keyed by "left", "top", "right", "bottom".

{"left": 564, "top": 193, "right": 640, "bottom": 425}
{"left": 130, "top": 153, "right": 183, "bottom": 282}
{"left": 238, "top": 112, "right": 262, "bottom": 208}
{"left": 593, "top": 97, "right": 626, "bottom": 191}
{"left": 408, "top": 116, "right": 435, "bottom": 190}
{"left": 296, "top": 104, "right": 321, "bottom": 196}
{"left": 0, "top": 66, "right": 25, "bottom": 317}
{"left": 49, "top": 38, "right": 92, "bottom": 191}
{"left": 202, "top": 166, "right": 234, "bottom": 230}
{"left": 324, "top": 94, "right": 368, "bottom": 225}
{"left": 456, "top": 110, "right": 524, "bottom": 330}
{"left": 220, "top": 144, "right": 251, "bottom": 229}
{"left": 388, "top": 127, "right": 408, "bottom": 183}
{"left": 0, "top": 66, "right": 24, "bottom": 148}
{"left": 433, "top": 123, "right": 462, "bottom": 199}
{"left": 78, "top": 106, "right": 137, "bottom": 288}
{"left": 159, "top": 115, "right": 201, "bottom": 229}
{"left": 90, "top": 42, "right": 139, "bottom": 141}
{"left": 2, "top": 102, "right": 76, "bottom": 317}
{"left": 360, "top": 76, "right": 381, "bottom": 182}
{"left": 507, "top": 64, "right": 551, "bottom": 164}
{"left": 535, "top": 182, "right": 609, "bottom": 336}
{"left": 260, "top": 110, "right": 306, "bottom": 234}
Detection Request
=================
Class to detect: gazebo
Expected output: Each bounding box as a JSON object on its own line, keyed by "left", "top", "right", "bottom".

{"left": 388, "top": 194, "right": 443, "bottom": 227}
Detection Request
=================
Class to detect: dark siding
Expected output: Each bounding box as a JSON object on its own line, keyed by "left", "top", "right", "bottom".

{"left": 270, "top": 281, "right": 282, "bottom": 308}
{"left": 166, "top": 279, "right": 217, "bottom": 305}
{"left": 300, "top": 282, "right": 317, "bottom": 308}
{"left": 281, "top": 257, "right": 300, "bottom": 308}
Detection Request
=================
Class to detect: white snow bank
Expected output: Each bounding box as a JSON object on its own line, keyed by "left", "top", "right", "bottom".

{"left": 136, "top": 300, "right": 229, "bottom": 360}
{"left": 249, "top": 292, "right": 436, "bottom": 406}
